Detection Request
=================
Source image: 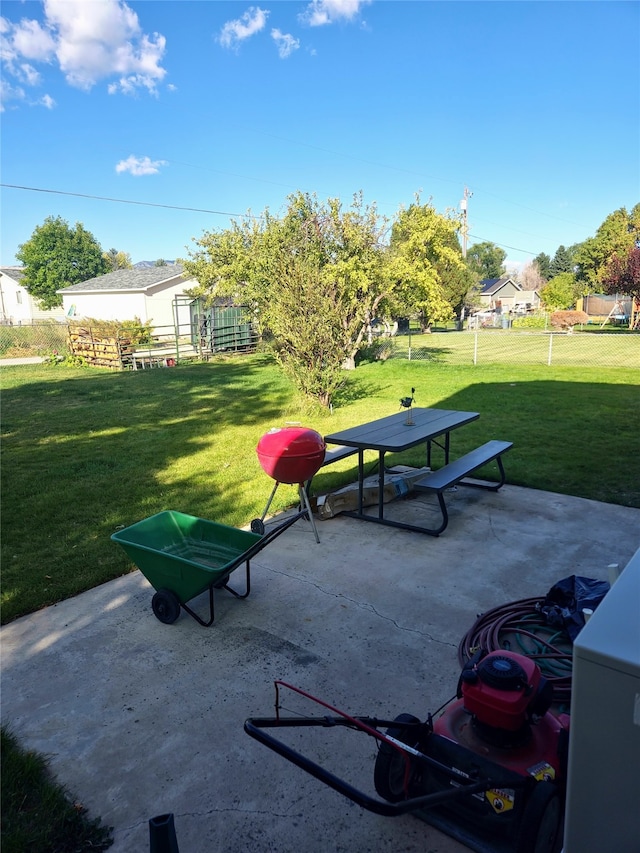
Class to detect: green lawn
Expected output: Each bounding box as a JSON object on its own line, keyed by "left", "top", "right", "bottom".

{"left": 1, "top": 354, "right": 639, "bottom": 623}
{"left": 389, "top": 328, "right": 640, "bottom": 368}
{"left": 1, "top": 727, "right": 112, "bottom": 853}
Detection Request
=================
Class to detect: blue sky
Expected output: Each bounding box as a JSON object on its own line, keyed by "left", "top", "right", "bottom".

{"left": 1, "top": 0, "right": 638, "bottom": 270}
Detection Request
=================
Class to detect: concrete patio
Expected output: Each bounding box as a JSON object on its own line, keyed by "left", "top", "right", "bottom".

{"left": 2, "top": 483, "right": 639, "bottom": 852}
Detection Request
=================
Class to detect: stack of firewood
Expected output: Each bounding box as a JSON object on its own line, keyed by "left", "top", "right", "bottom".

{"left": 67, "top": 326, "right": 134, "bottom": 369}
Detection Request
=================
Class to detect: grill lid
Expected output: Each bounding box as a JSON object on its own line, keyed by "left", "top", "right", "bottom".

{"left": 257, "top": 427, "right": 326, "bottom": 484}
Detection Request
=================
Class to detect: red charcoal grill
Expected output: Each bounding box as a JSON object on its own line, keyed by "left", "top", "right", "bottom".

{"left": 252, "top": 427, "right": 326, "bottom": 543}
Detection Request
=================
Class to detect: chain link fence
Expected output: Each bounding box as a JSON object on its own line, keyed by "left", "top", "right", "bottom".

{"left": 366, "top": 329, "right": 640, "bottom": 369}
{"left": 0, "top": 318, "right": 260, "bottom": 365}
{"left": 0, "top": 322, "right": 69, "bottom": 358}
{"left": 1, "top": 322, "right": 638, "bottom": 370}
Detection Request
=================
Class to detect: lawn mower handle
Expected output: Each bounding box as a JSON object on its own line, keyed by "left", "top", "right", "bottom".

{"left": 244, "top": 716, "right": 528, "bottom": 817}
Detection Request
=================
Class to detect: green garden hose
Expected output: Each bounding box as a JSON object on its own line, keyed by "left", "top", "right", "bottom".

{"left": 457, "top": 597, "right": 574, "bottom": 706}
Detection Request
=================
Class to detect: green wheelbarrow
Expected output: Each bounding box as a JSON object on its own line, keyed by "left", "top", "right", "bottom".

{"left": 111, "top": 509, "right": 304, "bottom": 626}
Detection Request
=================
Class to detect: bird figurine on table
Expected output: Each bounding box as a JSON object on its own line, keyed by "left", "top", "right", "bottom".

{"left": 400, "top": 388, "right": 416, "bottom": 424}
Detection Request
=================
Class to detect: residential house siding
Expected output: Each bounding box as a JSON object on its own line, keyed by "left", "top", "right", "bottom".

{"left": 58, "top": 264, "right": 197, "bottom": 326}
{"left": 0, "top": 267, "right": 67, "bottom": 324}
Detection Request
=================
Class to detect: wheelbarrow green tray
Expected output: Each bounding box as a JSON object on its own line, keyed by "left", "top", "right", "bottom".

{"left": 111, "top": 509, "right": 302, "bottom": 626}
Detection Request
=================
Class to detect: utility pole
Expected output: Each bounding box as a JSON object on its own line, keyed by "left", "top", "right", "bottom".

{"left": 460, "top": 186, "right": 472, "bottom": 258}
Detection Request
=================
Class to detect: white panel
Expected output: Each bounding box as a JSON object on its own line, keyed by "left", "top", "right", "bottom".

{"left": 563, "top": 548, "right": 640, "bottom": 852}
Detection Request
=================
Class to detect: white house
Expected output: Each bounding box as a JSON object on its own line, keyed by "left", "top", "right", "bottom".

{"left": 58, "top": 264, "right": 197, "bottom": 327}
{"left": 0, "top": 267, "right": 67, "bottom": 324}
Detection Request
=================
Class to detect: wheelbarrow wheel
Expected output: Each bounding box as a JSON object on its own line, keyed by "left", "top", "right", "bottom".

{"left": 374, "top": 713, "right": 422, "bottom": 802}
{"left": 152, "top": 589, "right": 181, "bottom": 625}
{"left": 515, "top": 781, "right": 561, "bottom": 853}
{"left": 250, "top": 518, "right": 265, "bottom": 535}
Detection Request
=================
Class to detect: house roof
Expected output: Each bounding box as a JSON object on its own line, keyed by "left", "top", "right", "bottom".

{"left": 58, "top": 264, "right": 187, "bottom": 294}
{"left": 0, "top": 267, "right": 25, "bottom": 282}
{"left": 480, "top": 276, "right": 522, "bottom": 295}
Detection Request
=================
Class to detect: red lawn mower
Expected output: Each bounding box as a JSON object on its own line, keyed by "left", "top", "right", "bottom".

{"left": 245, "top": 649, "right": 569, "bottom": 853}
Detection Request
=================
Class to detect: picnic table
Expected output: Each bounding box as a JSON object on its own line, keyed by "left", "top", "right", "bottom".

{"left": 323, "top": 408, "right": 511, "bottom": 536}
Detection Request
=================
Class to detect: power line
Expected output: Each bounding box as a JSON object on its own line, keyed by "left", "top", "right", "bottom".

{"left": 468, "top": 233, "right": 537, "bottom": 257}
{"left": 0, "top": 183, "right": 262, "bottom": 220}
{"left": 0, "top": 183, "right": 550, "bottom": 257}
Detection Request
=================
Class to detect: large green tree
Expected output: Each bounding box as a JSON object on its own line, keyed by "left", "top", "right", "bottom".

{"left": 387, "top": 200, "right": 470, "bottom": 327}
{"left": 575, "top": 204, "right": 640, "bottom": 289}
{"left": 182, "top": 192, "right": 465, "bottom": 406}
{"left": 16, "top": 216, "right": 108, "bottom": 309}
{"left": 466, "top": 241, "right": 507, "bottom": 280}
{"left": 540, "top": 272, "right": 580, "bottom": 311}
{"left": 182, "top": 192, "right": 389, "bottom": 405}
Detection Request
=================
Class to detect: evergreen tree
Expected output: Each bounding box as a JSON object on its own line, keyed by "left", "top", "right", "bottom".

{"left": 549, "top": 245, "right": 574, "bottom": 278}
{"left": 534, "top": 252, "right": 552, "bottom": 281}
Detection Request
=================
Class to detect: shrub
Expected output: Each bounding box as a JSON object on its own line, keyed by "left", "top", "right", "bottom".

{"left": 511, "top": 313, "right": 549, "bottom": 330}
{"left": 550, "top": 310, "right": 589, "bottom": 333}
{"left": 69, "top": 317, "right": 154, "bottom": 346}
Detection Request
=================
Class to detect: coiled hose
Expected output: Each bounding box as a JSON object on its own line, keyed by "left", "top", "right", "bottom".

{"left": 457, "top": 597, "right": 574, "bottom": 707}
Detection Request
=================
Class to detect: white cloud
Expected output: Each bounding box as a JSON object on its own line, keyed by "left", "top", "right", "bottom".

{"left": 218, "top": 7, "right": 269, "bottom": 49}
{"left": 19, "top": 63, "right": 42, "bottom": 86}
{"left": 46, "top": 0, "right": 167, "bottom": 92}
{"left": 299, "top": 0, "right": 371, "bottom": 27}
{"left": 271, "top": 29, "right": 300, "bottom": 59}
{"left": 115, "top": 155, "right": 167, "bottom": 176}
{"left": 10, "top": 17, "right": 56, "bottom": 61}
{"left": 40, "top": 93, "right": 56, "bottom": 109}
{"left": 0, "top": 78, "right": 26, "bottom": 111}
{"left": 0, "top": 0, "right": 168, "bottom": 110}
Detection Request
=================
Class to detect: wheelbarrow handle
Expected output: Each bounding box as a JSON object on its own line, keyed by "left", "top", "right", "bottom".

{"left": 243, "top": 509, "right": 307, "bottom": 562}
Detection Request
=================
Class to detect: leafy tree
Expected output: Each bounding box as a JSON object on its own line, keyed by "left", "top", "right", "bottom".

{"left": 575, "top": 204, "right": 640, "bottom": 288}
{"left": 182, "top": 192, "right": 470, "bottom": 405}
{"left": 602, "top": 246, "right": 640, "bottom": 302}
{"left": 16, "top": 216, "right": 108, "bottom": 309}
{"left": 534, "top": 252, "right": 552, "bottom": 281}
{"left": 265, "top": 250, "right": 351, "bottom": 406}
{"left": 103, "top": 248, "right": 133, "bottom": 271}
{"left": 183, "top": 191, "right": 389, "bottom": 405}
{"left": 438, "top": 257, "right": 476, "bottom": 319}
{"left": 540, "top": 272, "right": 580, "bottom": 310}
{"left": 466, "top": 241, "right": 507, "bottom": 280}
{"left": 155, "top": 258, "right": 168, "bottom": 266}
{"left": 387, "top": 200, "right": 469, "bottom": 328}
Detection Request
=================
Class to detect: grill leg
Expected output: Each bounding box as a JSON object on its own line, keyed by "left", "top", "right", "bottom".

{"left": 260, "top": 480, "right": 280, "bottom": 521}
{"left": 298, "top": 484, "right": 320, "bottom": 544}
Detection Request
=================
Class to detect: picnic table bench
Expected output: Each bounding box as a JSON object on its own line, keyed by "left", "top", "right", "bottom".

{"left": 413, "top": 439, "right": 513, "bottom": 535}
{"left": 321, "top": 444, "right": 359, "bottom": 467}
